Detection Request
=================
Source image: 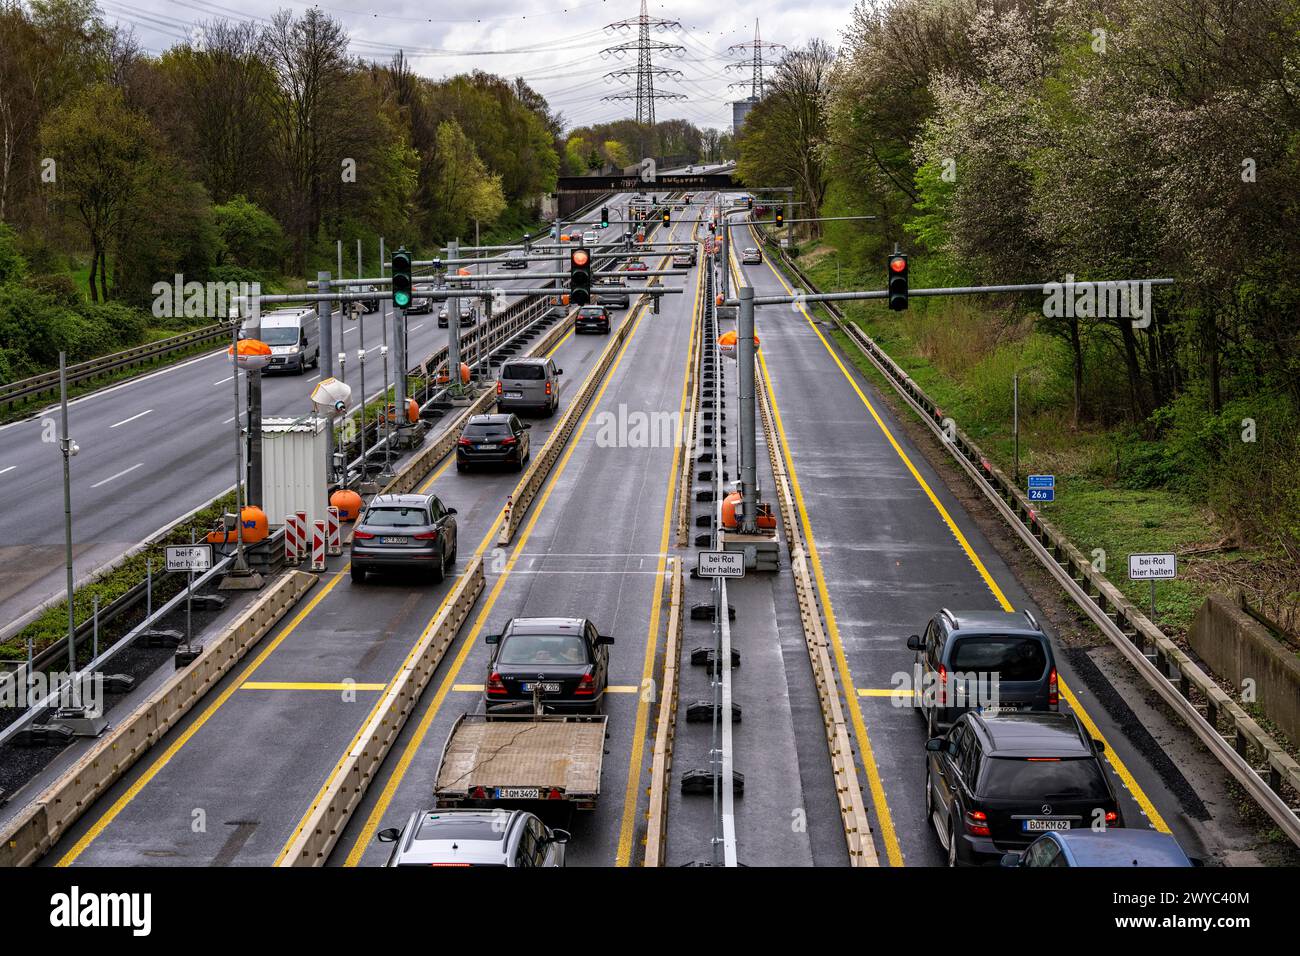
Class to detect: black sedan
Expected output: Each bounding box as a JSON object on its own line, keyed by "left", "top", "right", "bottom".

{"left": 350, "top": 493, "right": 458, "bottom": 584}
{"left": 484, "top": 617, "right": 613, "bottom": 715}
{"left": 926, "top": 712, "right": 1123, "bottom": 866}
{"left": 456, "top": 413, "right": 531, "bottom": 472}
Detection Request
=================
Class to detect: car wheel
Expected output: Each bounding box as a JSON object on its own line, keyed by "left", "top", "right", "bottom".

{"left": 449, "top": 534, "right": 458, "bottom": 563}
{"left": 947, "top": 820, "right": 959, "bottom": 868}
{"left": 456, "top": 461, "right": 467, "bottom": 473}
{"left": 431, "top": 555, "right": 445, "bottom": 584}
{"left": 925, "top": 766, "right": 934, "bottom": 822}
{"left": 350, "top": 564, "right": 365, "bottom": 583}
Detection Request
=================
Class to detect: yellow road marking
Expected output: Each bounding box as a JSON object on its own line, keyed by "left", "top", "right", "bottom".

{"left": 343, "top": 297, "right": 656, "bottom": 867}
{"left": 744, "top": 227, "right": 1171, "bottom": 836}
{"left": 57, "top": 570, "right": 348, "bottom": 866}
{"left": 616, "top": 221, "right": 701, "bottom": 867}
{"left": 241, "top": 682, "right": 387, "bottom": 692}
{"left": 857, "top": 688, "right": 914, "bottom": 698}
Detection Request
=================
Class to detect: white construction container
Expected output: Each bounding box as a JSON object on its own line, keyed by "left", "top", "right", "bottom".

{"left": 262, "top": 416, "right": 329, "bottom": 530}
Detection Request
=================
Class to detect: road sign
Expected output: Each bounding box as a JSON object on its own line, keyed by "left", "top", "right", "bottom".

{"left": 1028, "top": 474, "right": 1055, "bottom": 488}
{"left": 1028, "top": 488, "right": 1055, "bottom": 502}
{"left": 1128, "top": 553, "right": 1177, "bottom": 580}
{"left": 166, "top": 545, "right": 212, "bottom": 572}
{"left": 697, "top": 550, "right": 745, "bottom": 578}
{"left": 1028, "top": 474, "right": 1055, "bottom": 502}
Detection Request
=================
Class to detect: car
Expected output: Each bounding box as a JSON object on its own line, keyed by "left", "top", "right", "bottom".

{"left": 497, "top": 357, "right": 563, "bottom": 417}
{"left": 1001, "top": 829, "right": 1194, "bottom": 868}
{"left": 575, "top": 304, "right": 611, "bottom": 334}
{"left": 623, "top": 258, "right": 648, "bottom": 273}
{"left": 360, "top": 285, "right": 380, "bottom": 313}
{"left": 671, "top": 246, "right": 696, "bottom": 268}
{"left": 741, "top": 247, "right": 762, "bottom": 264}
{"left": 594, "top": 278, "right": 630, "bottom": 309}
{"left": 484, "top": 617, "right": 613, "bottom": 715}
{"left": 456, "top": 413, "right": 531, "bottom": 472}
{"left": 583, "top": 229, "right": 598, "bottom": 245}
{"left": 682, "top": 193, "right": 693, "bottom": 203}
{"left": 407, "top": 295, "right": 432, "bottom": 314}
{"left": 925, "top": 711, "right": 1123, "bottom": 867}
{"left": 350, "top": 493, "right": 458, "bottom": 584}
{"left": 673, "top": 203, "right": 685, "bottom": 212}
{"left": 906, "top": 608, "right": 1057, "bottom": 735}
{"left": 257, "top": 307, "right": 320, "bottom": 374}
{"left": 501, "top": 249, "right": 529, "bottom": 270}
{"left": 378, "top": 809, "right": 569, "bottom": 867}
{"left": 528, "top": 245, "right": 552, "bottom": 258}
{"left": 438, "top": 300, "right": 477, "bottom": 328}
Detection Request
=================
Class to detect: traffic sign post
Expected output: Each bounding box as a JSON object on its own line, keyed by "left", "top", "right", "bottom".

{"left": 1027, "top": 474, "right": 1055, "bottom": 503}
{"left": 167, "top": 539, "right": 212, "bottom": 652}
{"left": 1128, "top": 552, "right": 1177, "bottom": 619}
{"left": 697, "top": 550, "right": 745, "bottom": 578}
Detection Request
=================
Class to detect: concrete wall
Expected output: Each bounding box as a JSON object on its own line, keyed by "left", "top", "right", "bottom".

{"left": 1190, "top": 594, "right": 1300, "bottom": 748}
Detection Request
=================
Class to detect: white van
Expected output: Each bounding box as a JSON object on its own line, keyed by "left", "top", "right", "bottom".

{"left": 256, "top": 307, "right": 321, "bottom": 374}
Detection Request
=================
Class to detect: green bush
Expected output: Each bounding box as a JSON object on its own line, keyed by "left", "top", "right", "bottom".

{"left": 0, "top": 222, "right": 26, "bottom": 285}
{"left": 214, "top": 195, "right": 284, "bottom": 272}
{"left": 24, "top": 272, "right": 81, "bottom": 308}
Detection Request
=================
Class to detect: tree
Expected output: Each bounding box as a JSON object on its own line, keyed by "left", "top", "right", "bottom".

{"left": 429, "top": 119, "right": 505, "bottom": 238}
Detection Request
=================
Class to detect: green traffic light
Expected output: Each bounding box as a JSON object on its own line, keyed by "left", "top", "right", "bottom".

{"left": 394, "top": 291, "right": 411, "bottom": 308}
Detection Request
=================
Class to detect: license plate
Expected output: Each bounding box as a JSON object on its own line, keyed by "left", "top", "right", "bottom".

{"left": 505, "top": 391, "right": 523, "bottom": 399}
{"left": 496, "top": 787, "right": 541, "bottom": 800}
{"left": 381, "top": 536, "right": 406, "bottom": 545}
{"left": 477, "top": 444, "right": 493, "bottom": 451}
{"left": 1023, "top": 819, "right": 1071, "bottom": 832}
{"left": 522, "top": 682, "right": 561, "bottom": 693}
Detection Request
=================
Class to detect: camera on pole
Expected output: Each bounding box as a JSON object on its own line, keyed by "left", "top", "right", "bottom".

{"left": 392, "top": 247, "right": 413, "bottom": 309}
{"left": 887, "top": 253, "right": 909, "bottom": 311}
{"left": 569, "top": 247, "right": 592, "bottom": 306}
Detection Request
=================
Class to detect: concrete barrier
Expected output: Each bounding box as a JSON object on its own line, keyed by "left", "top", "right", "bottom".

{"left": 277, "top": 556, "right": 486, "bottom": 865}
{"left": 644, "top": 557, "right": 683, "bottom": 867}
{"left": 1191, "top": 594, "right": 1300, "bottom": 749}
{"left": 0, "top": 570, "right": 316, "bottom": 867}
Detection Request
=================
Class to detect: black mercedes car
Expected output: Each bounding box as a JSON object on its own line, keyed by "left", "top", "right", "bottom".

{"left": 483, "top": 617, "right": 613, "bottom": 715}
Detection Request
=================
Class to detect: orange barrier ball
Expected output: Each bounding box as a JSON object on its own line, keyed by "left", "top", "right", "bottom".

{"left": 460, "top": 362, "right": 471, "bottom": 384}
{"left": 331, "top": 489, "right": 363, "bottom": 521}
{"left": 205, "top": 505, "right": 268, "bottom": 544}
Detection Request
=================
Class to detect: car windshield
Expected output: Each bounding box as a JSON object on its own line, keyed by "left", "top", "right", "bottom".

{"left": 951, "top": 636, "right": 1047, "bottom": 681}
{"left": 261, "top": 326, "right": 300, "bottom": 345}
{"left": 502, "top": 363, "right": 544, "bottom": 380}
{"left": 498, "top": 633, "right": 589, "bottom": 666}
{"left": 363, "top": 507, "right": 427, "bottom": 527}
{"left": 978, "top": 757, "right": 1110, "bottom": 801}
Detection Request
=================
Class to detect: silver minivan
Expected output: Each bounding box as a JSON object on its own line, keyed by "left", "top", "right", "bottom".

{"left": 497, "top": 357, "right": 562, "bottom": 416}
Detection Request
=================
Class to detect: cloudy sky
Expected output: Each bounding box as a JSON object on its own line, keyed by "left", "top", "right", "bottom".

{"left": 98, "top": 0, "right": 851, "bottom": 130}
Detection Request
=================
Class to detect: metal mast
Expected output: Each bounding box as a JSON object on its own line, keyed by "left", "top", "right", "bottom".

{"left": 726, "top": 19, "right": 786, "bottom": 99}
{"left": 601, "top": 0, "right": 686, "bottom": 126}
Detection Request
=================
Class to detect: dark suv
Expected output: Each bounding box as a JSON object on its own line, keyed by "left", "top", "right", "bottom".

{"left": 575, "top": 304, "right": 611, "bottom": 334}
{"left": 925, "top": 712, "right": 1122, "bottom": 866}
{"left": 350, "top": 493, "right": 457, "bottom": 583}
{"left": 484, "top": 617, "right": 613, "bottom": 715}
{"left": 456, "top": 413, "right": 530, "bottom": 472}
{"left": 906, "top": 608, "right": 1057, "bottom": 735}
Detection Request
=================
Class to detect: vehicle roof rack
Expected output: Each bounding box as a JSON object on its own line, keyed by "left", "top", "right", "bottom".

{"left": 939, "top": 608, "right": 959, "bottom": 631}
{"left": 1023, "top": 609, "right": 1042, "bottom": 632}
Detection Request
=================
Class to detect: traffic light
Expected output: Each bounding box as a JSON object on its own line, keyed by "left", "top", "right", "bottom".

{"left": 887, "top": 253, "right": 909, "bottom": 311}
{"left": 569, "top": 247, "right": 592, "bottom": 306}
{"left": 601, "top": 206, "right": 609, "bottom": 229}
{"left": 392, "top": 247, "right": 412, "bottom": 309}
{"left": 775, "top": 210, "right": 784, "bottom": 227}
{"left": 662, "top": 210, "right": 670, "bottom": 226}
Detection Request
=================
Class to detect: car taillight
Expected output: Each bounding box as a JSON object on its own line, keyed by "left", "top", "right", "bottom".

{"left": 547, "top": 789, "right": 564, "bottom": 800}
{"left": 457, "top": 436, "right": 472, "bottom": 446}
{"left": 1105, "top": 810, "right": 1118, "bottom": 824}
{"left": 500, "top": 436, "right": 517, "bottom": 445}
{"left": 470, "top": 786, "right": 487, "bottom": 799}
{"left": 1048, "top": 666, "right": 1058, "bottom": 706}
{"left": 575, "top": 670, "right": 595, "bottom": 696}
{"left": 937, "top": 665, "right": 947, "bottom": 706}
{"left": 545, "top": 381, "right": 552, "bottom": 395}
{"left": 964, "top": 810, "right": 990, "bottom": 837}
{"left": 486, "top": 672, "right": 506, "bottom": 695}
{"left": 353, "top": 531, "right": 374, "bottom": 539}
{"left": 496, "top": 381, "right": 502, "bottom": 395}
{"left": 413, "top": 530, "right": 438, "bottom": 540}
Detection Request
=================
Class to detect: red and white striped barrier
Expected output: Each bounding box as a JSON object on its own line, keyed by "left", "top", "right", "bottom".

{"left": 296, "top": 510, "right": 308, "bottom": 563}
{"left": 285, "top": 513, "right": 302, "bottom": 565}
{"left": 327, "top": 506, "right": 341, "bottom": 556}
{"left": 311, "top": 519, "right": 327, "bottom": 571}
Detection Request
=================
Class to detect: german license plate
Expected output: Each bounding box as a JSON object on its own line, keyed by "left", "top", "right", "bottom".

{"left": 477, "top": 444, "right": 493, "bottom": 451}
{"left": 381, "top": 536, "right": 406, "bottom": 545}
{"left": 496, "top": 787, "right": 541, "bottom": 800}
{"left": 1023, "top": 819, "right": 1070, "bottom": 832}
{"left": 505, "top": 391, "right": 523, "bottom": 399}
{"left": 522, "top": 682, "right": 561, "bottom": 693}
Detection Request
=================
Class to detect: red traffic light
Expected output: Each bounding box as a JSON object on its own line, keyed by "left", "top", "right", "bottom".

{"left": 889, "top": 256, "right": 907, "bottom": 273}
{"left": 571, "top": 249, "right": 590, "bottom": 267}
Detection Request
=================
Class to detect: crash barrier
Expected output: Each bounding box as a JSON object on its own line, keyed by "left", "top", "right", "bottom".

{"left": 756, "top": 362, "right": 878, "bottom": 866}
{"left": 379, "top": 310, "right": 578, "bottom": 498}
{"left": 675, "top": 256, "right": 705, "bottom": 548}
{"left": 285, "top": 514, "right": 302, "bottom": 565}
{"left": 277, "top": 556, "right": 486, "bottom": 865}
{"left": 0, "top": 570, "right": 316, "bottom": 866}
{"left": 644, "top": 557, "right": 684, "bottom": 867}
{"left": 311, "top": 520, "right": 327, "bottom": 571}
{"left": 0, "top": 323, "right": 228, "bottom": 414}
{"left": 327, "top": 507, "right": 341, "bottom": 556}
{"left": 497, "top": 304, "right": 638, "bottom": 545}
{"left": 757, "top": 225, "right": 1300, "bottom": 848}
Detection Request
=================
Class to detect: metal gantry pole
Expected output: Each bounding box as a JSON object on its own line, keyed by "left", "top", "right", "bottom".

{"left": 229, "top": 322, "right": 249, "bottom": 572}
{"left": 447, "top": 239, "right": 462, "bottom": 397}
{"left": 59, "top": 351, "right": 75, "bottom": 673}
{"left": 738, "top": 285, "right": 757, "bottom": 534}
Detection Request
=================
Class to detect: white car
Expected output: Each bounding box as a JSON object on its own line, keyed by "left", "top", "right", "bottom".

{"left": 379, "top": 809, "right": 568, "bottom": 867}
{"left": 583, "top": 230, "right": 598, "bottom": 245}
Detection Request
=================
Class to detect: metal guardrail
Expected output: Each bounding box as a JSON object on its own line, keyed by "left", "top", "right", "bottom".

{"left": 644, "top": 557, "right": 683, "bottom": 867}
{"left": 0, "top": 324, "right": 227, "bottom": 412}
{"left": 757, "top": 223, "right": 1300, "bottom": 848}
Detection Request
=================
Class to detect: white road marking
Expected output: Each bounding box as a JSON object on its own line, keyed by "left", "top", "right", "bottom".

{"left": 0, "top": 465, "right": 15, "bottom": 476}
{"left": 90, "top": 462, "right": 143, "bottom": 489}
{"left": 213, "top": 375, "right": 234, "bottom": 385}
{"left": 109, "top": 409, "right": 153, "bottom": 428}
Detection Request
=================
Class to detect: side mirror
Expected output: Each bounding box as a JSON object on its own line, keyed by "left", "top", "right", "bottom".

{"left": 523, "top": 423, "right": 532, "bottom": 430}
{"left": 925, "top": 737, "right": 945, "bottom": 752}
{"left": 596, "top": 634, "right": 614, "bottom": 645}
{"left": 377, "top": 827, "right": 400, "bottom": 843}
{"left": 1000, "top": 851, "right": 1023, "bottom": 868}
{"left": 906, "top": 635, "right": 923, "bottom": 651}
{"left": 550, "top": 828, "right": 571, "bottom": 846}
{"left": 446, "top": 507, "right": 457, "bottom": 515}
{"left": 485, "top": 633, "right": 500, "bottom": 645}
{"left": 1092, "top": 738, "right": 1106, "bottom": 754}
{"left": 556, "top": 368, "right": 563, "bottom": 375}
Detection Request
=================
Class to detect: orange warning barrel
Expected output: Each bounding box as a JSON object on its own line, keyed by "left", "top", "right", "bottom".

{"left": 330, "top": 488, "right": 363, "bottom": 521}
{"left": 206, "top": 505, "right": 268, "bottom": 544}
